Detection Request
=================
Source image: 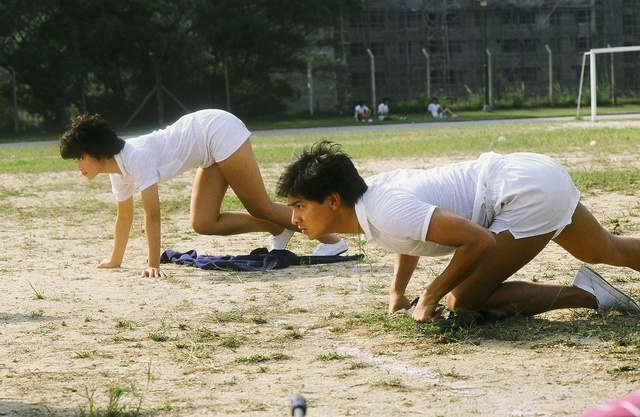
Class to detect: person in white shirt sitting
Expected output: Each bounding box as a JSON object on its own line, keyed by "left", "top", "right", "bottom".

{"left": 377, "top": 98, "right": 403, "bottom": 121}
{"left": 354, "top": 100, "right": 372, "bottom": 122}
{"left": 427, "top": 97, "right": 456, "bottom": 118}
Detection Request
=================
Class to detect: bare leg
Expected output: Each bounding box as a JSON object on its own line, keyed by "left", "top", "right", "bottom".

{"left": 447, "top": 229, "right": 597, "bottom": 316}
{"left": 553, "top": 202, "right": 640, "bottom": 272}
{"left": 191, "top": 139, "right": 341, "bottom": 243}
{"left": 190, "top": 162, "right": 282, "bottom": 235}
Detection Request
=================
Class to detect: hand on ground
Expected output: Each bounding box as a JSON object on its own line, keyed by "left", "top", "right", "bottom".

{"left": 97, "top": 259, "right": 121, "bottom": 269}
{"left": 412, "top": 299, "right": 440, "bottom": 322}
{"left": 388, "top": 293, "right": 412, "bottom": 314}
{"left": 141, "top": 267, "right": 168, "bottom": 278}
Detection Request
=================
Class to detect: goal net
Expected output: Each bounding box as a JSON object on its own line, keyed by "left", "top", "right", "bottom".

{"left": 577, "top": 45, "right": 640, "bottom": 121}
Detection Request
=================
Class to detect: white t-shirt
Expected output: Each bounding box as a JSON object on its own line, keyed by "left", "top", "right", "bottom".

{"left": 427, "top": 102, "right": 443, "bottom": 118}
{"left": 354, "top": 152, "right": 580, "bottom": 256}
{"left": 377, "top": 102, "right": 389, "bottom": 120}
{"left": 110, "top": 109, "right": 250, "bottom": 201}
{"left": 354, "top": 104, "right": 369, "bottom": 120}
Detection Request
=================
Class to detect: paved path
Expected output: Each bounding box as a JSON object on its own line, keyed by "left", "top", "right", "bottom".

{"left": 251, "top": 112, "right": 640, "bottom": 137}
{"left": 3, "top": 113, "right": 640, "bottom": 148}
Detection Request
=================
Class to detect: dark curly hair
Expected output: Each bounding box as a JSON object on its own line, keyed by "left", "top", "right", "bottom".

{"left": 276, "top": 141, "right": 368, "bottom": 206}
{"left": 59, "top": 113, "right": 125, "bottom": 160}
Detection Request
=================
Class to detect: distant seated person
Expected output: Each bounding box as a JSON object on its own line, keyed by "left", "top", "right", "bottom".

{"left": 427, "top": 97, "right": 456, "bottom": 118}
{"left": 354, "top": 100, "right": 372, "bottom": 122}
{"left": 377, "top": 98, "right": 404, "bottom": 121}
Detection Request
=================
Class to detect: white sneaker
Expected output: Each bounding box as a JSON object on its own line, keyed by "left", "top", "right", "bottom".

{"left": 269, "top": 229, "right": 295, "bottom": 250}
{"left": 312, "top": 239, "right": 348, "bottom": 256}
{"left": 572, "top": 265, "right": 640, "bottom": 314}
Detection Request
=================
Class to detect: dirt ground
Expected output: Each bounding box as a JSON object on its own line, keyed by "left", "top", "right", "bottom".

{"left": 1, "top": 119, "right": 640, "bottom": 417}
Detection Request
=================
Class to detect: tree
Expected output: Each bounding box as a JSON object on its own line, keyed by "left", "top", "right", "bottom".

{"left": 0, "top": 0, "right": 361, "bottom": 131}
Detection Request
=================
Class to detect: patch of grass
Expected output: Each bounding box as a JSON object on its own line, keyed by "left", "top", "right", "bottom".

{"left": 235, "top": 354, "right": 269, "bottom": 364}
{"left": 76, "top": 359, "right": 154, "bottom": 417}
{"left": 28, "top": 309, "right": 44, "bottom": 319}
{"left": 195, "top": 327, "right": 219, "bottom": 342}
{"left": 221, "top": 336, "right": 240, "bottom": 349}
{"left": 317, "top": 351, "right": 344, "bottom": 361}
{"left": 373, "top": 378, "right": 407, "bottom": 390}
{"left": 347, "top": 361, "right": 371, "bottom": 370}
{"left": 234, "top": 353, "right": 291, "bottom": 364}
{"left": 148, "top": 332, "right": 168, "bottom": 342}
{"left": 116, "top": 320, "right": 135, "bottom": 330}
{"left": 28, "top": 282, "right": 45, "bottom": 300}
{"left": 210, "top": 309, "right": 245, "bottom": 323}
{"left": 571, "top": 169, "right": 640, "bottom": 196}
{"left": 288, "top": 329, "right": 303, "bottom": 340}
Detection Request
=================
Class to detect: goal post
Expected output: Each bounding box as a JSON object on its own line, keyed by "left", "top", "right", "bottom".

{"left": 577, "top": 45, "right": 640, "bottom": 122}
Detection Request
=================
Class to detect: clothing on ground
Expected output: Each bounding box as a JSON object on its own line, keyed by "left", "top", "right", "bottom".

{"left": 161, "top": 248, "right": 363, "bottom": 271}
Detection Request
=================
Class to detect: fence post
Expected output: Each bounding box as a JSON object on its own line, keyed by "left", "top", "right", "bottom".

{"left": 545, "top": 44, "right": 553, "bottom": 105}
{"left": 366, "top": 48, "right": 376, "bottom": 114}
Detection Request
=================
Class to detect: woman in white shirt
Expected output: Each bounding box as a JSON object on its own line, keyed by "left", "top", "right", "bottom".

{"left": 59, "top": 110, "right": 346, "bottom": 278}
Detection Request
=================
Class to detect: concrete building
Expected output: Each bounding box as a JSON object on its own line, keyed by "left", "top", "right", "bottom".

{"left": 293, "top": 0, "right": 640, "bottom": 113}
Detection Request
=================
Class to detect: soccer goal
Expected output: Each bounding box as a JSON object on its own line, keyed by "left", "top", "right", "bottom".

{"left": 577, "top": 45, "right": 640, "bottom": 121}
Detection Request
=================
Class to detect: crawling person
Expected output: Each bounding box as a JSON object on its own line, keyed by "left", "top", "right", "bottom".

{"left": 275, "top": 141, "right": 640, "bottom": 322}
{"left": 59, "top": 110, "right": 347, "bottom": 278}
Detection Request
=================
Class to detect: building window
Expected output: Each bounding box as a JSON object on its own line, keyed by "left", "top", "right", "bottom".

{"left": 368, "top": 12, "right": 385, "bottom": 30}
{"left": 350, "top": 42, "right": 366, "bottom": 57}
{"left": 448, "top": 69, "right": 462, "bottom": 85}
{"left": 449, "top": 40, "right": 462, "bottom": 54}
{"left": 576, "top": 10, "right": 591, "bottom": 24}
{"left": 502, "top": 39, "right": 536, "bottom": 54}
{"left": 376, "top": 72, "right": 387, "bottom": 87}
{"left": 503, "top": 9, "right": 536, "bottom": 25}
{"left": 520, "top": 10, "right": 535, "bottom": 25}
{"left": 406, "top": 40, "right": 413, "bottom": 55}
{"left": 397, "top": 13, "right": 406, "bottom": 28}
{"left": 369, "top": 42, "right": 386, "bottom": 56}
{"left": 348, "top": 16, "right": 360, "bottom": 30}
{"left": 623, "top": 15, "right": 637, "bottom": 34}
{"left": 505, "top": 67, "right": 537, "bottom": 82}
{"left": 624, "top": 67, "right": 638, "bottom": 87}
{"left": 428, "top": 39, "right": 438, "bottom": 55}
{"left": 523, "top": 39, "right": 536, "bottom": 53}
{"left": 407, "top": 12, "right": 419, "bottom": 28}
{"left": 576, "top": 37, "right": 590, "bottom": 51}
{"left": 523, "top": 67, "right": 537, "bottom": 82}
{"left": 351, "top": 72, "right": 367, "bottom": 87}
{"left": 446, "top": 12, "right": 461, "bottom": 27}
{"left": 623, "top": 42, "right": 639, "bottom": 64}
{"left": 573, "top": 65, "right": 588, "bottom": 81}
{"left": 502, "top": 39, "right": 516, "bottom": 53}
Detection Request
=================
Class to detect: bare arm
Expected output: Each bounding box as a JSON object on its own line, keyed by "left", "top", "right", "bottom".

{"left": 98, "top": 197, "right": 134, "bottom": 269}
{"left": 140, "top": 184, "right": 167, "bottom": 278}
{"left": 388, "top": 253, "right": 420, "bottom": 314}
{"left": 413, "top": 208, "right": 496, "bottom": 322}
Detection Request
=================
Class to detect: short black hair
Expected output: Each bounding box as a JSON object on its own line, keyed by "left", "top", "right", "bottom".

{"left": 59, "top": 113, "right": 125, "bottom": 160}
{"left": 276, "top": 141, "right": 368, "bottom": 206}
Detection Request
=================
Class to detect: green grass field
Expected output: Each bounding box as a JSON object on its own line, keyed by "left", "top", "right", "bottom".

{"left": 3, "top": 116, "right": 640, "bottom": 197}
{"left": 1, "top": 117, "right": 640, "bottom": 416}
